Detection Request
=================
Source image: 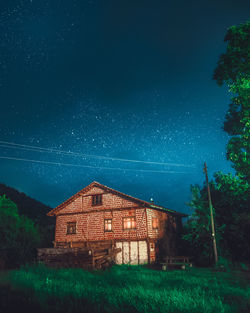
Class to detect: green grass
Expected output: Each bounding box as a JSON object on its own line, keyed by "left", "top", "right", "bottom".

{"left": 0, "top": 264, "right": 249, "bottom": 313}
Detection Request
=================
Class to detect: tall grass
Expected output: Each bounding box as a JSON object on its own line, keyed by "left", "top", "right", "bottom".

{"left": 0, "top": 264, "right": 249, "bottom": 313}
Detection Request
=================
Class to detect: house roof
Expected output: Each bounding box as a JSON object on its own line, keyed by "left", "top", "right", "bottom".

{"left": 47, "top": 181, "right": 188, "bottom": 217}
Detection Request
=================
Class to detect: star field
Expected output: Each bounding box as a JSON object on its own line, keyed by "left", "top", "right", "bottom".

{"left": 0, "top": 0, "right": 249, "bottom": 213}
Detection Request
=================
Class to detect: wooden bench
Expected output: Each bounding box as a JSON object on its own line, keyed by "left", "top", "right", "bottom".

{"left": 161, "top": 256, "right": 192, "bottom": 270}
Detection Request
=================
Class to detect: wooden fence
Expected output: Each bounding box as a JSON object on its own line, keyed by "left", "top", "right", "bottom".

{"left": 37, "top": 246, "right": 121, "bottom": 269}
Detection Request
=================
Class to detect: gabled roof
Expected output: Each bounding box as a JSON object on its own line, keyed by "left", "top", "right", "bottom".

{"left": 47, "top": 181, "right": 188, "bottom": 217}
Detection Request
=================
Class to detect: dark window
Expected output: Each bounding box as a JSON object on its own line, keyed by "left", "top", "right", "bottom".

{"left": 152, "top": 217, "right": 159, "bottom": 229}
{"left": 104, "top": 219, "right": 112, "bottom": 232}
{"left": 67, "top": 222, "right": 76, "bottom": 234}
{"left": 123, "top": 217, "right": 136, "bottom": 230}
{"left": 92, "top": 194, "right": 102, "bottom": 206}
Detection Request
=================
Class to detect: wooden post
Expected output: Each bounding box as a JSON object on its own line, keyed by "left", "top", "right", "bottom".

{"left": 204, "top": 162, "right": 218, "bottom": 265}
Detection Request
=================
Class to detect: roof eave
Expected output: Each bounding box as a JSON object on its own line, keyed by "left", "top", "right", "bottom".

{"left": 47, "top": 181, "right": 188, "bottom": 217}
{"left": 145, "top": 205, "right": 188, "bottom": 218}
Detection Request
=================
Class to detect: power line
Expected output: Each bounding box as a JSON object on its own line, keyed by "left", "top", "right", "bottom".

{"left": 0, "top": 140, "right": 195, "bottom": 168}
{"left": 0, "top": 143, "right": 59, "bottom": 155}
{"left": 0, "top": 140, "right": 190, "bottom": 167}
{"left": 0, "top": 155, "right": 188, "bottom": 174}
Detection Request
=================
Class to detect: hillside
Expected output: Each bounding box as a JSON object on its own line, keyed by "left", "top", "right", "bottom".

{"left": 0, "top": 183, "right": 53, "bottom": 226}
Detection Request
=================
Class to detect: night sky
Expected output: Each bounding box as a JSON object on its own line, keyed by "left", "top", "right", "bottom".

{"left": 0, "top": 0, "right": 249, "bottom": 214}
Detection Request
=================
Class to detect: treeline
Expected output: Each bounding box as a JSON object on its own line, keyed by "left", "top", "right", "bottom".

{"left": 0, "top": 183, "right": 52, "bottom": 225}
{"left": 182, "top": 21, "right": 250, "bottom": 266}
{"left": 182, "top": 173, "right": 249, "bottom": 266}
{"left": 0, "top": 185, "right": 54, "bottom": 268}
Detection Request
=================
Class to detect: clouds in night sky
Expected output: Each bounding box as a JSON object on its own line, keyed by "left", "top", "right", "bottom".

{"left": 0, "top": 0, "right": 248, "bottom": 213}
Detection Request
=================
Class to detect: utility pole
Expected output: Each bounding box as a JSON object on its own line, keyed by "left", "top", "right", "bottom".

{"left": 203, "top": 162, "right": 218, "bottom": 265}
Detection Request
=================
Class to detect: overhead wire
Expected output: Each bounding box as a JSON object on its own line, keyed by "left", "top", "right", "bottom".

{"left": 0, "top": 155, "right": 188, "bottom": 174}
{"left": 0, "top": 140, "right": 195, "bottom": 168}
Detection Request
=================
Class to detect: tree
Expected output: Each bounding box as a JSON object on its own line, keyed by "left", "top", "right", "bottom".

{"left": 213, "top": 21, "right": 250, "bottom": 181}
{"left": 226, "top": 79, "right": 249, "bottom": 180}
{"left": 183, "top": 21, "right": 250, "bottom": 265}
{"left": 0, "top": 194, "right": 40, "bottom": 267}
{"left": 212, "top": 172, "right": 250, "bottom": 261}
{"left": 213, "top": 21, "right": 250, "bottom": 86}
{"left": 183, "top": 173, "right": 250, "bottom": 264}
{"left": 182, "top": 185, "right": 215, "bottom": 266}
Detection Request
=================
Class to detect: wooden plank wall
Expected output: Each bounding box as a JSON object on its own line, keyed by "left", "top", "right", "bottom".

{"left": 37, "top": 241, "right": 120, "bottom": 269}
{"left": 115, "top": 240, "right": 148, "bottom": 265}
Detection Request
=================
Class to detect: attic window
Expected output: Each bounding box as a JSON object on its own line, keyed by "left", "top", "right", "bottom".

{"left": 92, "top": 194, "right": 102, "bottom": 206}
{"left": 67, "top": 222, "right": 76, "bottom": 234}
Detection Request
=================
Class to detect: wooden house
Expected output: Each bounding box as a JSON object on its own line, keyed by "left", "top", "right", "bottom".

{"left": 47, "top": 181, "right": 187, "bottom": 265}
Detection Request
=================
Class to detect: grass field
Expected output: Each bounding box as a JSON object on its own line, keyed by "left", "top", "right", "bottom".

{"left": 0, "top": 264, "right": 249, "bottom": 313}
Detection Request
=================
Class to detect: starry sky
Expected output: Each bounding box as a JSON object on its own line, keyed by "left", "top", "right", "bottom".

{"left": 0, "top": 0, "right": 249, "bottom": 214}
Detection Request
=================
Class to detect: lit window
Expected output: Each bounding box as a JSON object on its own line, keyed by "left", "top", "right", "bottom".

{"left": 104, "top": 219, "right": 112, "bottom": 232}
{"left": 92, "top": 194, "right": 102, "bottom": 206}
{"left": 123, "top": 217, "right": 136, "bottom": 230}
{"left": 152, "top": 217, "right": 159, "bottom": 229}
{"left": 67, "top": 222, "right": 76, "bottom": 234}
